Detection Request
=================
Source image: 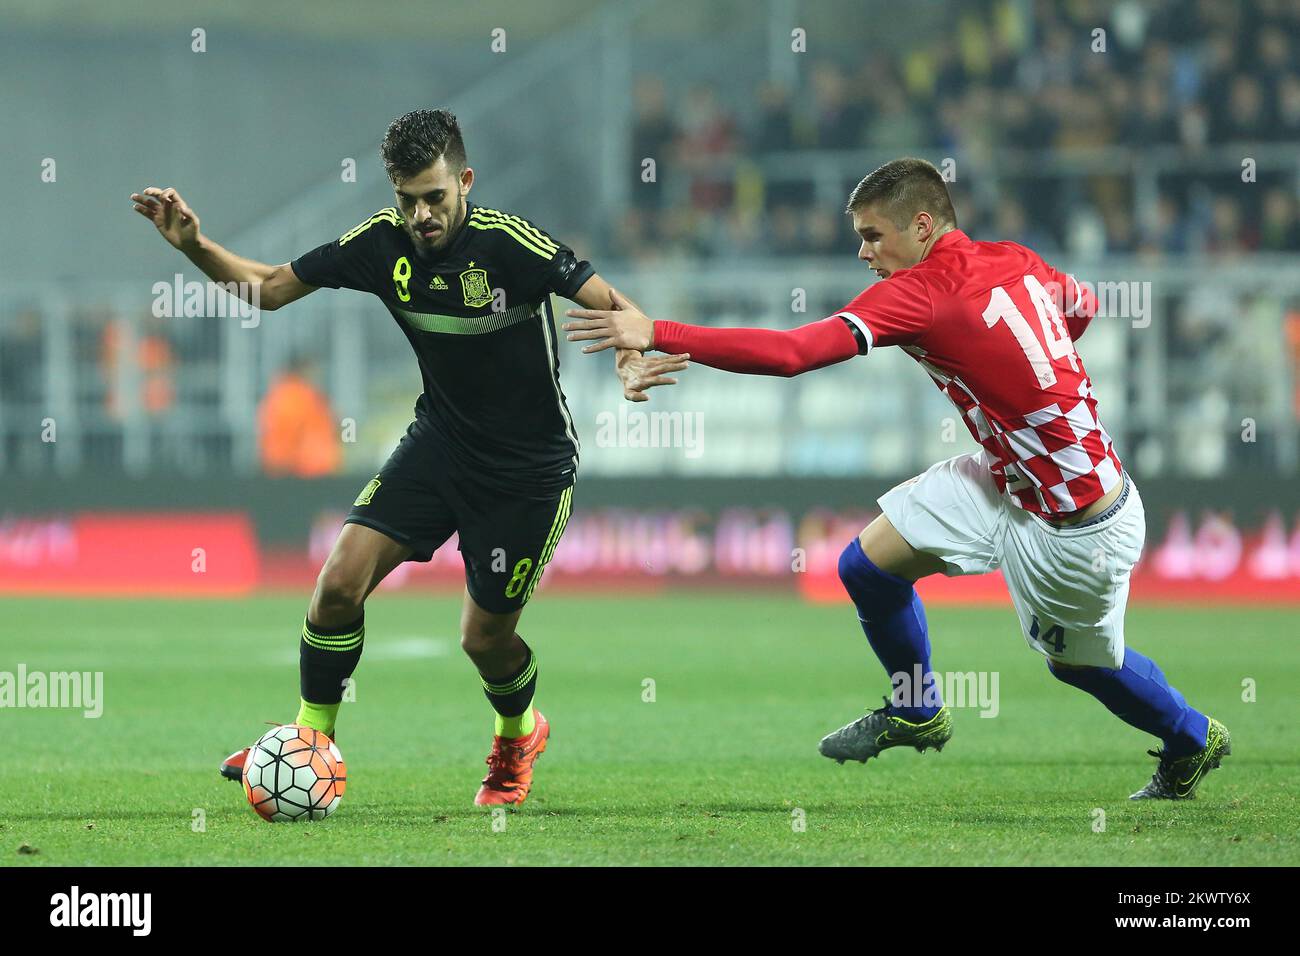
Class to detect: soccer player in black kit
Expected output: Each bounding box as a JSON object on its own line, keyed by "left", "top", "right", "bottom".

{"left": 130, "top": 110, "right": 687, "bottom": 806}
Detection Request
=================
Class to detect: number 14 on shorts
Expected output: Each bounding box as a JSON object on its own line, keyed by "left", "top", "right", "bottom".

{"left": 1030, "top": 613, "right": 1066, "bottom": 654}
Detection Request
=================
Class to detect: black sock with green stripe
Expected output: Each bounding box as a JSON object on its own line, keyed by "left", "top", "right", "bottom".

{"left": 482, "top": 641, "right": 538, "bottom": 738}
{"left": 299, "top": 614, "right": 364, "bottom": 735}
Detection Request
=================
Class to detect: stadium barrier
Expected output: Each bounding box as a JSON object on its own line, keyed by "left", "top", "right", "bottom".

{"left": 3, "top": 474, "right": 1298, "bottom": 602}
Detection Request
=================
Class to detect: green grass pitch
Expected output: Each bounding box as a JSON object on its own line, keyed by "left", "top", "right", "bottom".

{"left": 1, "top": 594, "right": 1296, "bottom": 866}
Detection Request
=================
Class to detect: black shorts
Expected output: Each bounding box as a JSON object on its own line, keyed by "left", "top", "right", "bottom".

{"left": 345, "top": 421, "right": 574, "bottom": 614}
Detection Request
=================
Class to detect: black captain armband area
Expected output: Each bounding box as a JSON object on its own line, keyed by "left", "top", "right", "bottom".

{"left": 551, "top": 252, "right": 595, "bottom": 299}
{"left": 839, "top": 314, "right": 870, "bottom": 354}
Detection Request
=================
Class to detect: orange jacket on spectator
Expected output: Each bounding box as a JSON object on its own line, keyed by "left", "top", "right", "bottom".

{"left": 101, "top": 320, "right": 175, "bottom": 418}
{"left": 258, "top": 372, "right": 342, "bottom": 477}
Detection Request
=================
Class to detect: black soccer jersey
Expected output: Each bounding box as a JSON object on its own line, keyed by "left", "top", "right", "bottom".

{"left": 291, "top": 202, "right": 595, "bottom": 496}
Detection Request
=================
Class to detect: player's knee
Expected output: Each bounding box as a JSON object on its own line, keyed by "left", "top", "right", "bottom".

{"left": 838, "top": 537, "right": 914, "bottom": 613}
{"left": 311, "top": 568, "right": 367, "bottom": 621}
{"left": 1047, "top": 660, "right": 1107, "bottom": 683}
{"left": 459, "top": 627, "right": 485, "bottom": 656}
{"left": 460, "top": 623, "right": 511, "bottom": 657}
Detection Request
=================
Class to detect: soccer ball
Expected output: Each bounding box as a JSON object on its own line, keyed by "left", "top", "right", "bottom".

{"left": 242, "top": 725, "right": 347, "bottom": 822}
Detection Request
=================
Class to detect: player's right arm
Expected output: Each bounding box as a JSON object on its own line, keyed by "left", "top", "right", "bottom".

{"left": 130, "top": 186, "right": 315, "bottom": 311}
{"left": 564, "top": 273, "right": 935, "bottom": 378}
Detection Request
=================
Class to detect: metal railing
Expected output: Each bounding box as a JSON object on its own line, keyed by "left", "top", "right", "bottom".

{"left": 2, "top": 258, "right": 1295, "bottom": 480}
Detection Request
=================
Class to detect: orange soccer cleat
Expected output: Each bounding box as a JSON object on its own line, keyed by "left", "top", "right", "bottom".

{"left": 219, "top": 746, "right": 251, "bottom": 782}
{"left": 473, "top": 711, "right": 550, "bottom": 807}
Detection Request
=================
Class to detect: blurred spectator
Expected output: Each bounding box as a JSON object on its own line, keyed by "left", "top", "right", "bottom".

{"left": 1141, "top": 194, "right": 1191, "bottom": 254}
{"left": 611, "top": 207, "right": 661, "bottom": 262}
{"left": 675, "top": 85, "right": 738, "bottom": 211}
{"left": 630, "top": 76, "right": 676, "bottom": 210}
{"left": 930, "top": 38, "right": 967, "bottom": 102}
{"left": 1064, "top": 203, "right": 1107, "bottom": 259}
{"left": 809, "top": 63, "right": 865, "bottom": 149}
{"left": 1260, "top": 188, "right": 1300, "bottom": 252}
{"left": 1273, "top": 73, "right": 1300, "bottom": 141}
{"left": 768, "top": 205, "right": 805, "bottom": 258}
{"left": 1204, "top": 196, "right": 1255, "bottom": 256}
{"left": 1213, "top": 75, "right": 1267, "bottom": 143}
{"left": 1018, "top": 24, "right": 1077, "bottom": 92}
{"left": 996, "top": 196, "right": 1055, "bottom": 252}
{"left": 805, "top": 207, "right": 845, "bottom": 256}
{"left": 1171, "top": 284, "right": 1236, "bottom": 363}
{"left": 864, "top": 82, "right": 932, "bottom": 154}
{"left": 1256, "top": 25, "right": 1292, "bottom": 107}
{"left": 1121, "top": 79, "right": 1179, "bottom": 146}
{"left": 718, "top": 209, "right": 763, "bottom": 259}
{"left": 1103, "top": 206, "right": 1138, "bottom": 255}
{"left": 1052, "top": 87, "right": 1110, "bottom": 152}
{"left": 1198, "top": 33, "right": 1238, "bottom": 119}
{"left": 258, "top": 355, "right": 342, "bottom": 478}
{"left": 100, "top": 315, "right": 175, "bottom": 421}
{"left": 1177, "top": 101, "right": 1210, "bottom": 151}
{"left": 755, "top": 83, "right": 795, "bottom": 152}
{"left": 999, "top": 88, "right": 1055, "bottom": 149}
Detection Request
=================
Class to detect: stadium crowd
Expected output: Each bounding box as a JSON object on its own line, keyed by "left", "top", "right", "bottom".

{"left": 616, "top": 0, "right": 1300, "bottom": 262}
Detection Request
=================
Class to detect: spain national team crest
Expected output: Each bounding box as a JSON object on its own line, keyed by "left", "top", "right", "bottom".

{"left": 459, "top": 264, "right": 492, "bottom": 308}
{"left": 353, "top": 476, "right": 381, "bottom": 506}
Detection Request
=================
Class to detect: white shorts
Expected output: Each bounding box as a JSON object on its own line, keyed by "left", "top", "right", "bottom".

{"left": 877, "top": 450, "right": 1145, "bottom": 668}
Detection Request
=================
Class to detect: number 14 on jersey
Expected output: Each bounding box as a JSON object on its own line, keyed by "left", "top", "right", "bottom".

{"left": 982, "top": 274, "right": 1080, "bottom": 388}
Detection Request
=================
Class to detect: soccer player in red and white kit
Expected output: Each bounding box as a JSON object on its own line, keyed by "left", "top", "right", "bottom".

{"left": 565, "top": 158, "right": 1230, "bottom": 800}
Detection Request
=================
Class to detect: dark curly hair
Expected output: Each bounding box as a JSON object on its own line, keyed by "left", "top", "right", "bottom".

{"left": 380, "top": 109, "right": 467, "bottom": 182}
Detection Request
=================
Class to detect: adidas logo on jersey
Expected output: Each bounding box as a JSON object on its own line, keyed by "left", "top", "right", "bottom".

{"left": 429, "top": 275, "right": 448, "bottom": 290}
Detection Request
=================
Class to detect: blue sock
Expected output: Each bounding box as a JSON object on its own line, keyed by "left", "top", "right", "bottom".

{"left": 837, "top": 537, "right": 940, "bottom": 720}
{"left": 1048, "top": 648, "right": 1209, "bottom": 757}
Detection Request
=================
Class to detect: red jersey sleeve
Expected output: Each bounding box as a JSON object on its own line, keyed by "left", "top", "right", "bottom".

{"left": 1041, "top": 264, "right": 1098, "bottom": 342}
{"left": 652, "top": 317, "right": 858, "bottom": 377}
{"left": 832, "top": 271, "right": 935, "bottom": 352}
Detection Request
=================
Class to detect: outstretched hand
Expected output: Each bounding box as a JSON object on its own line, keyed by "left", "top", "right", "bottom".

{"left": 564, "top": 288, "right": 655, "bottom": 352}
{"left": 129, "top": 186, "right": 200, "bottom": 251}
{"left": 615, "top": 350, "right": 690, "bottom": 403}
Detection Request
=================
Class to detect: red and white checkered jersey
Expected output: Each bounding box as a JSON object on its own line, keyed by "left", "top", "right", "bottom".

{"left": 835, "top": 229, "right": 1121, "bottom": 516}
